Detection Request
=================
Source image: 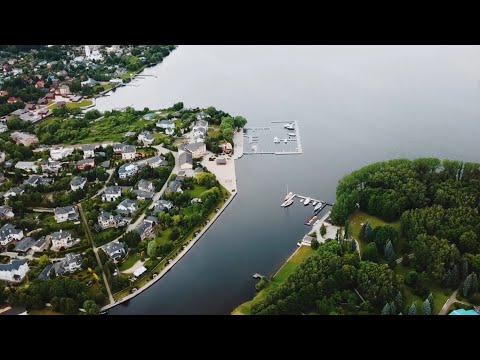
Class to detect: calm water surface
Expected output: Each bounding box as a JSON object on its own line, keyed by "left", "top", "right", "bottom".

{"left": 100, "top": 46, "right": 480, "bottom": 314}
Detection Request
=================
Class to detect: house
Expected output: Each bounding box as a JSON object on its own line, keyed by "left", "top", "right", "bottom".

{"left": 0, "top": 205, "right": 14, "bottom": 220}
{"left": 102, "top": 241, "right": 126, "bottom": 261}
{"left": 143, "top": 113, "right": 156, "bottom": 120}
{"left": 41, "top": 159, "right": 62, "bottom": 173}
{"left": 117, "top": 199, "right": 138, "bottom": 215}
{"left": 301, "top": 235, "right": 313, "bottom": 246}
{"left": 23, "top": 175, "right": 41, "bottom": 187}
{"left": 109, "top": 78, "right": 123, "bottom": 86}
{"left": 100, "top": 160, "right": 111, "bottom": 169}
{"left": 70, "top": 176, "right": 87, "bottom": 191}
{"left": 449, "top": 309, "right": 479, "bottom": 315}
{"left": 219, "top": 141, "right": 233, "bottom": 154}
{"left": 0, "top": 224, "right": 24, "bottom": 246}
{"left": 38, "top": 108, "right": 51, "bottom": 118}
{"left": 38, "top": 264, "right": 54, "bottom": 281}
{"left": 118, "top": 163, "right": 139, "bottom": 179}
{"left": 25, "top": 104, "right": 36, "bottom": 112}
{"left": 0, "top": 123, "right": 7, "bottom": 133}
{"left": 155, "top": 200, "right": 173, "bottom": 212}
{"left": 76, "top": 158, "right": 95, "bottom": 170}
{"left": 179, "top": 151, "right": 193, "bottom": 170}
{"left": 50, "top": 230, "right": 75, "bottom": 249}
{"left": 35, "top": 81, "right": 45, "bottom": 88}
{"left": 138, "top": 131, "right": 154, "bottom": 145}
{"left": 37, "top": 97, "right": 48, "bottom": 105}
{"left": 13, "top": 237, "right": 35, "bottom": 253}
{"left": 167, "top": 179, "right": 183, "bottom": 193}
{"left": 216, "top": 157, "right": 227, "bottom": 165}
{"left": 113, "top": 143, "right": 124, "bottom": 154}
{"left": 54, "top": 206, "right": 79, "bottom": 223}
{"left": 137, "top": 179, "right": 154, "bottom": 192}
{"left": 9, "top": 108, "right": 29, "bottom": 117}
{"left": 196, "top": 112, "right": 210, "bottom": 123}
{"left": 11, "top": 132, "right": 39, "bottom": 146}
{"left": 50, "top": 146, "right": 74, "bottom": 160}
{"left": 145, "top": 155, "right": 168, "bottom": 168}
{"left": 121, "top": 145, "right": 137, "bottom": 160}
{"left": 15, "top": 161, "right": 37, "bottom": 172}
{"left": 156, "top": 119, "right": 176, "bottom": 132}
{"left": 184, "top": 142, "right": 206, "bottom": 159}
{"left": 59, "top": 85, "right": 70, "bottom": 96}
{"left": 31, "top": 236, "right": 49, "bottom": 252}
{"left": 0, "top": 152, "right": 5, "bottom": 164}
{"left": 82, "top": 145, "right": 95, "bottom": 159}
{"left": 0, "top": 259, "right": 29, "bottom": 283}
{"left": 133, "top": 190, "right": 154, "bottom": 200}
{"left": 135, "top": 219, "right": 156, "bottom": 240}
{"left": 19, "top": 112, "right": 42, "bottom": 123}
{"left": 52, "top": 253, "right": 82, "bottom": 275}
{"left": 56, "top": 101, "right": 66, "bottom": 108}
{"left": 3, "top": 186, "right": 25, "bottom": 200}
{"left": 7, "top": 97, "right": 20, "bottom": 103}
{"left": 102, "top": 186, "right": 122, "bottom": 202}
{"left": 45, "top": 92, "right": 55, "bottom": 100}
{"left": 81, "top": 78, "right": 98, "bottom": 87}
{"left": 98, "top": 212, "right": 129, "bottom": 230}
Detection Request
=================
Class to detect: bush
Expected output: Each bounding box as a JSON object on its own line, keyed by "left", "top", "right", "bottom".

{"left": 412, "top": 285, "right": 430, "bottom": 299}
{"left": 405, "top": 271, "right": 418, "bottom": 287}
{"left": 468, "top": 292, "right": 480, "bottom": 306}
{"left": 6, "top": 243, "right": 15, "bottom": 251}
{"left": 255, "top": 278, "right": 269, "bottom": 291}
{"left": 454, "top": 302, "right": 474, "bottom": 310}
{"left": 401, "top": 254, "right": 410, "bottom": 267}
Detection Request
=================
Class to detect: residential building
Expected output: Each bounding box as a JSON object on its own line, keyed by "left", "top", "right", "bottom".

{"left": 32, "top": 236, "right": 49, "bottom": 252}
{"left": 80, "top": 78, "right": 98, "bottom": 87}
{"left": 118, "top": 163, "right": 139, "bottom": 179}
{"left": 113, "top": 143, "right": 125, "bottom": 154}
{"left": 37, "top": 97, "right": 48, "bottom": 105}
{"left": 50, "top": 230, "right": 75, "bottom": 249}
{"left": 59, "top": 85, "right": 71, "bottom": 96}
{"left": 98, "top": 212, "right": 130, "bottom": 230}
{"left": 0, "top": 152, "right": 5, "bottom": 163}
{"left": 0, "top": 224, "right": 24, "bottom": 246}
{"left": 45, "top": 92, "right": 55, "bottom": 100}
{"left": 76, "top": 158, "right": 95, "bottom": 170}
{"left": 121, "top": 145, "right": 136, "bottom": 160}
{"left": 70, "top": 176, "right": 87, "bottom": 191}
{"left": 167, "top": 179, "right": 183, "bottom": 193}
{"left": 52, "top": 253, "right": 82, "bottom": 275}
{"left": 15, "top": 161, "right": 37, "bottom": 172}
{"left": 145, "top": 155, "right": 168, "bottom": 168}
{"left": 8, "top": 108, "right": 28, "bottom": 117}
{"left": 0, "top": 259, "right": 29, "bottom": 283}
{"left": 196, "top": 113, "right": 210, "bottom": 123}
{"left": 102, "top": 241, "right": 126, "bottom": 261}
{"left": 154, "top": 200, "right": 173, "bottom": 213}
{"left": 25, "top": 103, "right": 36, "bottom": 110}
{"left": 143, "top": 113, "right": 156, "bottom": 120}
{"left": 0, "top": 123, "right": 7, "bottom": 133}
{"left": 54, "top": 206, "right": 79, "bottom": 223}
{"left": 133, "top": 190, "right": 154, "bottom": 200}
{"left": 13, "top": 237, "right": 35, "bottom": 253}
{"left": 219, "top": 141, "right": 233, "bottom": 154}
{"left": 184, "top": 142, "right": 206, "bottom": 159}
{"left": 109, "top": 78, "right": 123, "bottom": 86}
{"left": 50, "top": 146, "right": 74, "bottom": 160}
{"left": 3, "top": 186, "right": 25, "bottom": 200}
{"left": 0, "top": 205, "right": 14, "bottom": 220}
{"left": 179, "top": 151, "right": 193, "bottom": 170}
{"left": 102, "top": 186, "right": 122, "bottom": 202}
{"left": 56, "top": 101, "right": 66, "bottom": 108}
{"left": 38, "top": 264, "right": 54, "bottom": 281}
{"left": 82, "top": 145, "right": 95, "bottom": 159}
{"left": 135, "top": 218, "right": 156, "bottom": 240}
{"left": 137, "top": 179, "right": 154, "bottom": 192}
{"left": 40, "top": 159, "right": 62, "bottom": 173}
{"left": 156, "top": 119, "right": 176, "bottom": 131}
{"left": 117, "top": 199, "right": 138, "bottom": 215}
{"left": 10, "top": 132, "right": 39, "bottom": 146}
{"left": 138, "top": 131, "right": 154, "bottom": 145}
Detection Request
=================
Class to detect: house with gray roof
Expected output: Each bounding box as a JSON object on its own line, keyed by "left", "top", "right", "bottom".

{"left": 98, "top": 212, "right": 130, "bottom": 230}
{"left": 70, "top": 176, "right": 87, "bottom": 191}
{"left": 82, "top": 145, "right": 95, "bottom": 159}
{"left": 0, "top": 224, "right": 24, "bottom": 246}
{"left": 0, "top": 259, "right": 29, "bottom": 283}
{"left": 179, "top": 152, "right": 193, "bottom": 170}
{"left": 117, "top": 198, "right": 138, "bottom": 215}
{"left": 118, "top": 162, "right": 139, "bottom": 179}
{"left": 143, "top": 113, "right": 156, "bottom": 120}
{"left": 184, "top": 142, "right": 206, "bottom": 158}
{"left": 0, "top": 205, "right": 14, "bottom": 220}
{"left": 135, "top": 218, "right": 157, "bottom": 240}
{"left": 167, "top": 179, "right": 183, "bottom": 193}
{"left": 102, "top": 241, "right": 126, "bottom": 261}
{"left": 138, "top": 131, "right": 154, "bottom": 145}
{"left": 102, "top": 186, "right": 122, "bottom": 202}
{"left": 3, "top": 186, "right": 24, "bottom": 200}
{"left": 54, "top": 206, "right": 79, "bottom": 223}
{"left": 41, "top": 159, "right": 62, "bottom": 173}
{"left": 156, "top": 119, "right": 176, "bottom": 130}
{"left": 50, "top": 230, "right": 75, "bottom": 249}
{"left": 133, "top": 190, "right": 154, "bottom": 200}
{"left": 38, "top": 264, "right": 53, "bottom": 281}
{"left": 145, "top": 155, "right": 168, "bottom": 168}
{"left": 13, "top": 237, "right": 35, "bottom": 252}
{"left": 32, "top": 236, "right": 49, "bottom": 252}
{"left": 137, "top": 179, "right": 154, "bottom": 192}
{"left": 52, "top": 253, "right": 82, "bottom": 276}
{"left": 121, "top": 145, "right": 137, "bottom": 161}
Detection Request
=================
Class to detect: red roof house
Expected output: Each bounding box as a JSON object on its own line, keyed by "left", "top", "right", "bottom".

{"left": 0, "top": 91, "right": 8, "bottom": 97}
{"left": 35, "top": 81, "right": 45, "bottom": 88}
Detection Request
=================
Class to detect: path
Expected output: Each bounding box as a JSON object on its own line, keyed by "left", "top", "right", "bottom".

{"left": 92, "top": 169, "right": 115, "bottom": 199}
{"left": 121, "top": 259, "right": 147, "bottom": 274}
{"left": 77, "top": 203, "right": 114, "bottom": 305}
{"left": 439, "top": 289, "right": 459, "bottom": 315}
{"left": 0, "top": 252, "right": 65, "bottom": 261}
{"left": 396, "top": 253, "right": 415, "bottom": 264}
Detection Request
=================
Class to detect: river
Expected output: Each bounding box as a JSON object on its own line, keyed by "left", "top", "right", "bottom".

{"left": 100, "top": 45, "right": 480, "bottom": 314}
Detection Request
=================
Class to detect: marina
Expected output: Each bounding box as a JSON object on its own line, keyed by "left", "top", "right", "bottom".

{"left": 281, "top": 192, "right": 333, "bottom": 226}
{"left": 243, "top": 120, "right": 302, "bottom": 155}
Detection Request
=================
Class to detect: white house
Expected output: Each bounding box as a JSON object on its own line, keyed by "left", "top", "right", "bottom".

{"left": 156, "top": 119, "right": 176, "bottom": 133}
{"left": 184, "top": 142, "right": 206, "bottom": 159}
{"left": 81, "top": 78, "right": 98, "bottom": 87}
{"left": 70, "top": 176, "right": 87, "bottom": 191}
{"left": 121, "top": 145, "right": 137, "bottom": 161}
{"left": 138, "top": 131, "right": 154, "bottom": 145}
{"left": 0, "top": 224, "right": 24, "bottom": 246}
{"left": 15, "top": 161, "right": 37, "bottom": 172}
{"left": 137, "top": 179, "right": 154, "bottom": 192}
{"left": 118, "top": 163, "right": 139, "bottom": 179}
{"left": 54, "top": 206, "right": 79, "bottom": 223}
{"left": 0, "top": 123, "right": 8, "bottom": 133}
{"left": 82, "top": 145, "right": 95, "bottom": 159}
{"left": 109, "top": 78, "right": 123, "bottom": 86}
{"left": 53, "top": 253, "right": 82, "bottom": 275}
{"left": 50, "top": 146, "right": 74, "bottom": 160}
{"left": 145, "top": 155, "right": 168, "bottom": 168}
{"left": 102, "top": 186, "right": 122, "bottom": 202}
{"left": 0, "top": 259, "right": 29, "bottom": 283}
{"left": 0, "top": 205, "right": 14, "bottom": 220}
{"left": 102, "top": 241, "right": 126, "bottom": 261}
{"left": 3, "top": 187, "right": 25, "bottom": 200}
{"left": 41, "top": 160, "right": 62, "bottom": 173}
{"left": 50, "top": 230, "right": 75, "bottom": 249}
{"left": 179, "top": 152, "right": 193, "bottom": 170}
{"left": 117, "top": 199, "right": 138, "bottom": 215}
{"left": 98, "top": 212, "right": 130, "bottom": 230}
{"left": 32, "top": 236, "right": 49, "bottom": 252}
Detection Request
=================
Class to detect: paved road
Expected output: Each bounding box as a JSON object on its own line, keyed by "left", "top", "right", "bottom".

{"left": 92, "top": 169, "right": 115, "bottom": 199}
{"left": 439, "top": 289, "right": 459, "bottom": 315}
{"left": 78, "top": 203, "right": 114, "bottom": 305}
{"left": 0, "top": 251, "right": 65, "bottom": 262}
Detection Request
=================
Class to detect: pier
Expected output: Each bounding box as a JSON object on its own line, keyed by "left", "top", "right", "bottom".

{"left": 243, "top": 121, "right": 302, "bottom": 156}
{"left": 281, "top": 193, "right": 333, "bottom": 226}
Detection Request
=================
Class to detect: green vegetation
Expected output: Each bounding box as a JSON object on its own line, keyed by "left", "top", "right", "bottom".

{"left": 66, "top": 99, "right": 93, "bottom": 109}
{"left": 118, "top": 253, "right": 141, "bottom": 272}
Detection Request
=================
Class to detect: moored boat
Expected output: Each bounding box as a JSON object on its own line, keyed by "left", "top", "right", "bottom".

{"left": 282, "top": 198, "right": 294, "bottom": 207}
{"left": 304, "top": 197, "right": 311, "bottom": 206}
{"left": 314, "top": 202, "right": 323, "bottom": 212}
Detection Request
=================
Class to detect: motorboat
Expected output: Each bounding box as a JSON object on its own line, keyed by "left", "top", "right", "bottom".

{"left": 304, "top": 197, "right": 311, "bottom": 206}
{"left": 288, "top": 133, "right": 296, "bottom": 137}
{"left": 284, "top": 122, "right": 295, "bottom": 130}
{"left": 300, "top": 198, "right": 304, "bottom": 203}
{"left": 284, "top": 138, "right": 288, "bottom": 144}
{"left": 312, "top": 201, "right": 317, "bottom": 206}
{"left": 274, "top": 136, "right": 279, "bottom": 143}
{"left": 314, "top": 202, "right": 323, "bottom": 212}
{"left": 284, "top": 192, "right": 293, "bottom": 201}
{"left": 282, "top": 198, "right": 294, "bottom": 207}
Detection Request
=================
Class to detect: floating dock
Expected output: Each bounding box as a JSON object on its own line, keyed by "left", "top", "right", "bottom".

{"left": 281, "top": 193, "right": 333, "bottom": 226}
{"left": 243, "top": 121, "right": 302, "bottom": 155}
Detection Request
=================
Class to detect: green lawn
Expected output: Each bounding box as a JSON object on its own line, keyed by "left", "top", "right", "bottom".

{"left": 66, "top": 99, "right": 93, "bottom": 109}
{"left": 119, "top": 253, "right": 141, "bottom": 272}
{"left": 155, "top": 228, "right": 172, "bottom": 246}
{"left": 28, "top": 307, "right": 63, "bottom": 315}
{"left": 185, "top": 185, "right": 209, "bottom": 199}
{"left": 232, "top": 246, "right": 315, "bottom": 315}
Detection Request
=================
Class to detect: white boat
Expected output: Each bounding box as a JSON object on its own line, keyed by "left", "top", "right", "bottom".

{"left": 312, "top": 201, "right": 317, "bottom": 206}
{"left": 284, "top": 138, "right": 288, "bottom": 144}
{"left": 300, "top": 198, "right": 304, "bottom": 203}
{"left": 274, "top": 136, "right": 279, "bottom": 143}
{"left": 288, "top": 133, "right": 296, "bottom": 137}
{"left": 304, "top": 197, "right": 311, "bottom": 206}
{"left": 314, "top": 202, "right": 323, "bottom": 212}
{"left": 282, "top": 199, "right": 294, "bottom": 207}
{"left": 284, "top": 185, "right": 292, "bottom": 201}
{"left": 284, "top": 122, "right": 295, "bottom": 130}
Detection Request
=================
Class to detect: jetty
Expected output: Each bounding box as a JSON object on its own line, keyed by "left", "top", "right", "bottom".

{"left": 243, "top": 121, "right": 302, "bottom": 155}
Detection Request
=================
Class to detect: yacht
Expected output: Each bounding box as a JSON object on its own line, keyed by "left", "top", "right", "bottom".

{"left": 284, "top": 192, "right": 293, "bottom": 201}
{"left": 312, "top": 201, "right": 317, "bottom": 206}
{"left": 314, "top": 202, "right": 323, "bottom": 212}
{"left": 300, "top": 198, "right": 304, "bottom": 203}
{"left": 288, "top": 133, "right": 296, "bottom": 137}
{"left": 274, "top": 136, "right": 279, "bottom": 143}
{"left": 284, "top": 123, "right": 295, "bottom": 130}
{"left": 282, "top": 198, "right": 294, "bottom": 207}
{"left": 284, "top": 138, "right": 288, "bottom": 144}
{"left": 304, "top": 197, "right": 311, "bottom": 206}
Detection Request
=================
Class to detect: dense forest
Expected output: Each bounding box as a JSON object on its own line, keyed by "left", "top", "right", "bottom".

{"left": 252, "top": 158, "right": 480, "bottom": 315}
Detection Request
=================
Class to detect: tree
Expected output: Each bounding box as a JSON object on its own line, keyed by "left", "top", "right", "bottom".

{"left": 311, "top": 238, "right": 319, "bottom": 250}
{"left": 6, "top": 243, "right": 14, "bottom": 251}
{"left": 384, "top": 239, "right": 396, "bottom": 262}
{"left": 362, "top": 243, "right": 379, "bottom": 263}
{"left": 407, "top": 302, "right": 417, "bottom": 315}
{"left": 395, "top": 291, "right": 404, "bottom": 310}
{"left": 427, "top": 292, "right": 434, "bottom": 310}
{"left": 360, "top": 222, "right": 373, "bottom": 243}
{"left": 320, "top": 224, "right": 327, "bottom": 237}
{"left": 64, "top": 297, "right": 79, "bottom": 315}
{"left": 462, "top": 272, "right": 479, "bottom": 298}
{"left": 147, "top": 240, "right": 158, "bottom": 258}
{"left": 38, "top": 255, "right": 51, "bottom": 268}
{"left": 422, "top": 299, "right": 432, "bottom": 315}
{"left": 401, "top": 254, "right": 410, "bottom": 266}
{"left": 233, "top": 116, "right": 247, "bottom": 128}
{"left": 344, "top": 220, "right": 350, "bottom": 239}
{"left": 169, "top": 227, "right": 180, "bottom": 241}
{"left": 98, "top": 248, "right": 108, "bottom": 265}
{"left": 405, "top": 271, "right": 418, "bottom": 287}
{"left": 172, "top": 102, "right": 184, "bottom": 111}
{"left": 381, "top": 303, "right": 392, "bottom": 315}
{"left": 83, "top": 300, "right": 100, "bottom": 315}
{"left": 459, "top": 231, "right": 478, "bottom": 254}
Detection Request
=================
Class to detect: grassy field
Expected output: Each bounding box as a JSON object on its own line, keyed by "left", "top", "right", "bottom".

{"left": 155, "top": 228, "right": 172, "bottom": 246}
{"left": 66, "top": 99, "right": 93, "bottom": 109}
{"left": 119, "top": 253, "right": 141, "bottom": 272}
{"left": 232, "top": 246, "right": 315, "bottom": 315}
{"left": 28, "top": 307, "right": 63, "bottom": 315}
{"left": 349, "top": 210, "right": 401, "bottom": 254}
{"left": 185, "top": 185, "right": 209, "bottom": 199}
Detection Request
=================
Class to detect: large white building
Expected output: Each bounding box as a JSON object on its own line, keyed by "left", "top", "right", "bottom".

{"left": 54, "top": 206, "right": 79, "bottom": 223}
{"left": 102, "top": 186, "right": 122, "bottom": 202}
{"left": 121, "top": 145, "right": 137, "bottom": 161}
{"left": 0, "top": 259, "right": 29, "bottom": 283}
{"left": 184, "top": 142, "right": 206, "bottom": 159}
{"left": 50, "top": 230, "right": 75, "bottom": 249}
{"left": 118, "top": 163, "right": 139, "bottom": 179}
{"left": 0, "top": 224, "right": 24, "bottom": 246}
{"left": 50, "top": 146, "right": 74, "bottom": 161}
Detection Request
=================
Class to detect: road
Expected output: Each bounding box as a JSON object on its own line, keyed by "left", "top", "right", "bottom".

{"left": 439, "top": 289, "right": 459, "bottom": 315}
{"left": 77, "top": 203, "right": 114, "bottom": 305}
{"left": 92, "top": 169, "right": 115, "bottom": 199}
{"left": 0, "top": 251, "right": 64, "bottom": 262}
{"left": 396, "top": 253, "right": 415, "bottom": 264}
